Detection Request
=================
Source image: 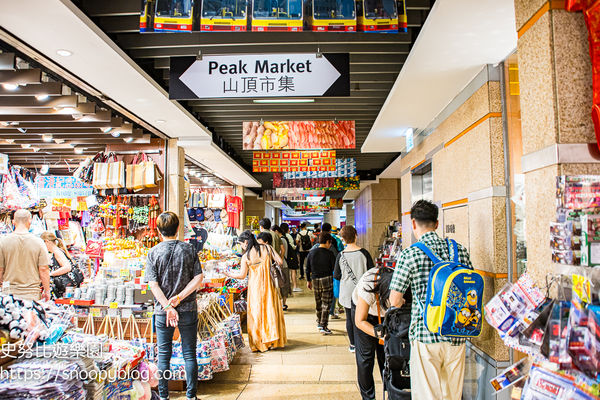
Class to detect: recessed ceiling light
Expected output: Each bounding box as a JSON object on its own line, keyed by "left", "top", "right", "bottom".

{"left": 0, "top": 122, "right": 8, "bottom": 127}
{"left": 67, "top": 143, "right": 75, "bottom": 148}
{"left": 36, "top": 94, "right": 49, "bottom": 101}
{"left": 54, "top": 138, "right": 65, "bottom": 144}
{"left": 56, "top": 49, "right": 72, "bottom": 57}
{"left": 110, "top": 131, "right": 121, "bottom": 138}
{"left": 102, "top": 127, "right": 113, "bottom": 133}
{"left": 41, "top": 134, "right": 53, "bottom": 142}
{"left": 253, "top": 99, "right": 315, "bottom": 104}
{"left": 123, "top": 137, "right": 134, "bottom": 143}
{"left": 2, "top": 83, "right": 18, "bottom": 91}
{"left": 155, "top": 119, "right": 166, "bottom": 124}
{"left": 20, "top": 144, "right": 31, "bottom": 149}
{"left": 4, "top": 139, "right": 14, "bottom": 144}
{"left": 74, "top": 147, "right": 84, "bottom": 154}
{"left": 31, "top": 147, "right": 40, "bottom": 153}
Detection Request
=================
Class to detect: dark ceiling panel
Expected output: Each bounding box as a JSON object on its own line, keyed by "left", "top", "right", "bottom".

{"left": 74, "top": 0, "right": 435, "bottom": 190}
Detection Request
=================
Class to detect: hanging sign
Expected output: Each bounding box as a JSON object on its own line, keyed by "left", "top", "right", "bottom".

{"left": 243, "top": 120, "right": 355, "bottom": 150}
{"left": 253, "top": 150, "right": 336, "bottom": 172}
{"left": 169, "top": 54, "right": 350, "bottom": 99}
{"left": 283, "top": 158, "right": 356, "bottom": 179}
{"left": 36, "top": 176, "right": 94, "bottom": 199}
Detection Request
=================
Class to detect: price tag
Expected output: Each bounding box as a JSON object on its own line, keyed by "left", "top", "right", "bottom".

{"left": 109, "top": 302, "right": 118, "bottom": 309}
{"left": 70, "top": 299, "right": 75, "bottom": 305}
{"left": 90, "top": 307, "right": 101, "bottom": 317}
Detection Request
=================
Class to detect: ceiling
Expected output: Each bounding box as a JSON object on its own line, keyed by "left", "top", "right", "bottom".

{"left": 71, "top": 0, "right": 435, "bottom": 189}
{"left": 362, "top": 0, "right": 517, "bottom": 153}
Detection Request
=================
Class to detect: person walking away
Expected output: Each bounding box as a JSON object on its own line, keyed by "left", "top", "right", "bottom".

{"left": 389, "top": 200, "right": 472, "bottom": 400}
{"left": 0, "top": 210, "right": 51, "bottom": 301}
{"left": 334, "top": 225, "right": 374, "bottom": 353}
{"left": 146, "top": 212, "right": 204, "bottom": 400}
{"left": 354, "top": 266, "right": 410, "bottom": 400}
{"left": 306, "top": 233, "right": 336, "bottom": 335}
{"left": 296, "top": 222, "right": 314, "bottom": 282}
{"left": 273, "top": 225, "right": 292, "bottom": 310}
{"left": 41, "top": 231, "right": 83, "bottom": 299}
{"left": 281, "top": 223, "right": 300, "bottom": 293}
{"left": 311, "top": 223, "right": 342, "bottom": 318}
{"left": 225, "top": 230, "right": 287, "bottom": 352}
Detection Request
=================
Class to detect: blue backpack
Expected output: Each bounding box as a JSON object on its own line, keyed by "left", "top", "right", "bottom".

{"left": 412, "top": 238, "right": 484, "bottom": 338}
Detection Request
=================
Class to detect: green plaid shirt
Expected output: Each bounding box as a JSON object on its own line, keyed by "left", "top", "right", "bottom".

{"left": 390, "top": 231, "right": 473, "bottom": 345}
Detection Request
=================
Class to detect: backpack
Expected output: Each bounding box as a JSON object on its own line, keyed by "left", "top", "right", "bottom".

{"left": 412, "top": 238, "right": 484, "bottom": 338}
{"left": 299, "top": 232, "right": 311, "bottom": 251}
{"left": 281, "top": 235, "right": 299, "bottom": 269}
{"left": 332, "top": 234, "right": 344, "bottom": 252}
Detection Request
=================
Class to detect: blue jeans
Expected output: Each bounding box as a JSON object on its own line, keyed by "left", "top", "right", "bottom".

{"left": 155, "top": 311, "right": 198, "bottom": 400}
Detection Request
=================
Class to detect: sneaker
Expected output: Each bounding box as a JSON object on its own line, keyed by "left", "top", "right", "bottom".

{"left": 330, "top": 314, "right": 340, "bottom": 319}
{"left": 317, "top": 325, "right": 323, "bottom": 331}
{"left": 293, "top": 287, "right": 302, "bottom": 292}
{"left": 321, "top": 327, "right": 333, "bottom": 335}
{"left": 299, "top": 276, "right": 305, "bottom": 280}
{"left": 349, "top": 345, "right": 356, "bottom": 353}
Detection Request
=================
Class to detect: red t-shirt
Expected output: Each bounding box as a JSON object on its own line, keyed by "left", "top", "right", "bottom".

{"left": 225, "top": 195, "right": 243, "bottom": 229}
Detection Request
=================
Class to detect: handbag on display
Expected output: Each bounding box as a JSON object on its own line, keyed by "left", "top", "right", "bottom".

{"left": 142, "top": 154, "right": 163, "bottom": 188}
{"left": 93, "top": 152, "right": 124, "bottom": 190}
{"left": 208, "top": 192, "right": 226, "bottom": 209}
{"left": 85, "top": 239, "right": 104, "bottom": 258}
{"left": 126, "top": 153, "right": 146, "bottom": 191}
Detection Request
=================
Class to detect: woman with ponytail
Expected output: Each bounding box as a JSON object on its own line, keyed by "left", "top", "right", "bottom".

{"left": 225, "top": 230, "right": 287, "bottom": 352}
{"left": 40, "top": 232, "right": 83, "bottom": 298}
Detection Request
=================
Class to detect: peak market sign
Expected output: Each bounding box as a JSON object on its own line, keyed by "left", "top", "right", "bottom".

{"left": 169, "top": 54, "right": 350, "bottom": 99}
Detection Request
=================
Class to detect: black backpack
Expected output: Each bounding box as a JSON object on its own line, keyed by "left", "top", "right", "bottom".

{"left": 282, "top": 236, "right": 299, "bottom": 268}
{"left": 299, "top": 232, "right": 311, "bottom": 251}
{"left": 382, "top": 305, "right": 412, "bottom": 400}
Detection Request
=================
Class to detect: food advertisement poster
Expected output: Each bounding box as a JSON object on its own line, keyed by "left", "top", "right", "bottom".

{"left": 252, "top": 150, "right": 336, "bottom": 172}
{"left": 243, "top": 121, "right": 355, "bottom": 150}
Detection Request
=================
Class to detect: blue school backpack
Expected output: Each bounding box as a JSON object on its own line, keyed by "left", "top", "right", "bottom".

{"left": 412, "top": 238, "right": 484, "bottom": 338}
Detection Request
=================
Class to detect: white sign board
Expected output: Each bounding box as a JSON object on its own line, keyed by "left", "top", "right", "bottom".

{"left": 170, "top": 54, "right": 350, "bottom": 99}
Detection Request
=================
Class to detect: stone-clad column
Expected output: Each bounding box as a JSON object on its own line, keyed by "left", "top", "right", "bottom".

{"left": 167, "top": 139, "right": 185, "bottom": 239}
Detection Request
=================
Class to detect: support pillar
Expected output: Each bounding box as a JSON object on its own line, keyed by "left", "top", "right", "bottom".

{"left": 167, "top": 139, "right": 185, "bottom": 239}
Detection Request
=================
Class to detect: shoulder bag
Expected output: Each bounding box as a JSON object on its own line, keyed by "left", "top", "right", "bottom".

{"left": 266, "top": 245, "right": 286, "bottom": 289}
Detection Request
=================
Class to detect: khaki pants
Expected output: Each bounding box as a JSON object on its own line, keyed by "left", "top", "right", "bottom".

{"left": 410, "top": 340, "right": 466, "bottom": 400}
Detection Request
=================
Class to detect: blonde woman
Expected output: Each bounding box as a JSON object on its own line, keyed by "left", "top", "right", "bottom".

{"left": 40, "top": 232, "right": 82, "bottom": 298}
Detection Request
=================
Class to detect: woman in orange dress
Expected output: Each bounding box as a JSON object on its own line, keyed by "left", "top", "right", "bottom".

{"left": 225, "top": 230, "right": 287, "bottom": 352}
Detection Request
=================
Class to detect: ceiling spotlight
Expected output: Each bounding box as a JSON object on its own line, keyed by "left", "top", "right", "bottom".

{"left": 123, "top": 137, "right": 134, "bottom": 143}
{"left": 54, "top": 138, "right": 65, "bottom": 144}
{"left": 0, "top": 122, "right": 8, "bottom": 127}
{"left": 74, "top": 147, "right": 84, "bottom": 154}
{"left": 155, "top": 119, "right": 166, "bottom": 124}
{"left": 56, "top": 49, "right": 73, "bottom": 57}
{"left": 9, "top": 122, "right": 19, "bottom": 126}
{"left": 41, "top": 134, "right": 53, "bottom": 142}
{"left": 2, "top": 83, "right": 18, "bottom": 91}
{"left": 110, "top": 131, "right": 121, "bottom": 138}
{"left": 17, "top": 128, "right": 26, "bottom": 134}
{"left": 20, "top": 144, "right": 31, "bottom": 149}
{"left": 4, "top": 139, "right": 14, "bottom": 144}
{"left": 40, "top": 164, "right": 49, "bottom": 175}
{"left": 102, "top": 127, "right": 113, "bottom": 133}
{"left": 36, "top": 94, "right": 49, "bottom": 101}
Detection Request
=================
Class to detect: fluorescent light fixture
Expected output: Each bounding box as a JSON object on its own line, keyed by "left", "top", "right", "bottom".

{"left": 40, "top": 164, "right": 49, "bottom": 174}
{"left": 20, "top": 144, "right": 31, "bottom": 149}
{"left": 54, "top": 138, "right": 65, "bottom": 144}
{"left": 41, "top": 134, "right": 52, "bottom": 142}
{"left": 56, "top": 49, "right": 72, "bottom": 57}
{"left": 2, "top": 83, "right": 19, "bottom": 91}
{"left": 110, "top": 131, "right": 121, "bottom": 138}
{"left": 4, "top": 139, "right": 14, "bottom": 144}
{"left": 17, "top": 128, "right": 26, "bottom": 134}
{"left": 57, "top": 107, "right": 77, "bottom": 114}
{"left": 123, "top": 137, "right": 134, "bottom": 143}
{"left": 36, "top": 94, "right": 49, "bottom": 101}
{"left": 102, "top": 127, "right": 113, "bottom": 133}
{"left": 74, "top": 147, "right": 84, "bottom": 154}
{"left": 253, "top": 99, "right": 315, "bottom": 104}
{"left": 155, "top": 119, "right": 166, "bottom": 123}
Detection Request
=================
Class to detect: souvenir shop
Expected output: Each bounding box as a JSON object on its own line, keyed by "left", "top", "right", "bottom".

{"left": 0, "top": 137, "right": 248, "bottom": 398}
{"left": 483, "top": 175, "right": 600, "bottom": 399}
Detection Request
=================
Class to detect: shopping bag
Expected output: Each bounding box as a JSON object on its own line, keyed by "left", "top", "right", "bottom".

{"left": 198, "top": 339, "right": 214, "bottom": 381}
{"left": 107, "top": 160, "right": 125, "bottom": 189}
{"left": 209, "top": 332, "right": 230, "bottom": 373}
{"left": 126, "top": 153, "right": 145, "bottom": 191}
{"left": 142, "top": 155, "right": 162, "bottom": 189}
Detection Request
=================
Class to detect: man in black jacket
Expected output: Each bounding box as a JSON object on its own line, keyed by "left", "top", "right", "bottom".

{"left": 306, "top": 233, "right": 336, "bottom": 335}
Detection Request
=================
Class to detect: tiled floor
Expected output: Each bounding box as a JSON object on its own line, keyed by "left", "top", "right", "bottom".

{"left": 172, "top": 281, "right": 383, "bottom": 399}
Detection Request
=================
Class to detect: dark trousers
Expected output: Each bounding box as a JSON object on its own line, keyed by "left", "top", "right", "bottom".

{"left": 352, "top": 305, "right": 385, "bottom": 400}
{"left": 155, "top": 311, "right": 198, "bottom": 400}
{"left": 299, "top": 251, "right": 309, "bottom": 278}
{"left": 312, "top": 276, "right": 333, "bottom": 328}
{"left": 345, "top": 306, "right": 355, "bottom": 346}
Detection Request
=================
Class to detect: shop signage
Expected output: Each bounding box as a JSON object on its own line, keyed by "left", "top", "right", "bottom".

{"left": 243, "top": 120, "right": 355, "bottom": 150}
{"left": 405, "top": 128, "right": 414, "bottom": 152}
{"left": 252, "top": 150, "right": 336, "bottom": 173}
{"left": 36, "top": 176, "right": 94, "bottom": 199}
{"left": 169, "top": 54, "right": 350, "bottom": 99}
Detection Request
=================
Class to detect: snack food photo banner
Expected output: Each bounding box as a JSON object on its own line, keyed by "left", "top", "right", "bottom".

{"left": 170, "top": 54, "right": 350, "bottom": 99}
{"left": 252, "top": 150, "right": 336, "bottom": 172}
{"left": 243, "top": 121, "right": 355, "bottom": 150}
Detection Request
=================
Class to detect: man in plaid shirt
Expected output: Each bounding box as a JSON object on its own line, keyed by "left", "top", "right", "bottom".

{"left": 390, "top": 200, "right": 473, "bottom": 400}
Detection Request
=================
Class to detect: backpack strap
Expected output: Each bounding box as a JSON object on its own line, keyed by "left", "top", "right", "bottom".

{"left": 446, "top": 238, "right": 459, "bottom": 263}
{"left": 411, "top": 242, "right": 442, "bottom": 264}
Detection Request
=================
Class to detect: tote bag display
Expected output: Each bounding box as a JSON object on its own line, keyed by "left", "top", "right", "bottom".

{"left": 93, "top": 153, "right": 125, "bottom": 190}
{"left": 126, "top": 153, "right": 145, "bottom": 191}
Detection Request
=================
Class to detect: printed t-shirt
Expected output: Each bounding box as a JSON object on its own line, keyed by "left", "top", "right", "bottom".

{"left": 225, "top": 195, "right": 243, "bottom": 229}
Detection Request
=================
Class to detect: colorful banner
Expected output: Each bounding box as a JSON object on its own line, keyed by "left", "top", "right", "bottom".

{"left": 283, "top": 158, "right": 356, "bottom": 179}
{"left": 36, "top": 176, "right": 94, "bottom": 199}
{"left": 252, "top": 150, "right": 336, "bottom": 173}
{"left": 273, "top": 174, "right": 335, "bottom": 189}
{"left": 243, "top": 121, "right": 355, "bottom": 150}
{"left": 334, "top": 177, "right": 360, "bottom": 190}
